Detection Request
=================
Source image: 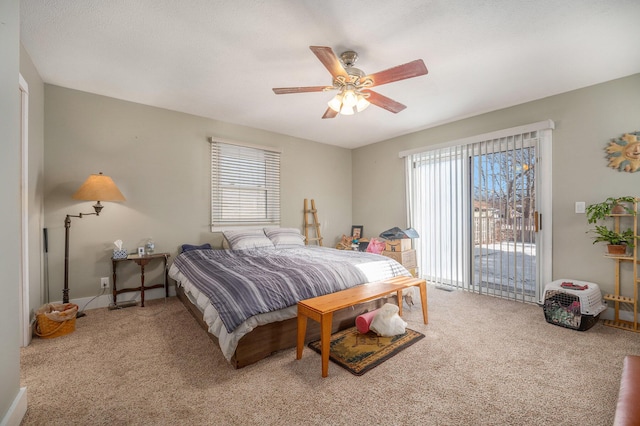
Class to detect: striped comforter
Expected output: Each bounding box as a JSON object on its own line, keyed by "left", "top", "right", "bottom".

{"left": 171, "top": 246, "right": 409, "bottom": 333}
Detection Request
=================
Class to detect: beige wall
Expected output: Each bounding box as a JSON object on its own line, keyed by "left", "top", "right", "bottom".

{"left": 352, "top": 73, "right": 640, "bottom": 295}
{"left": 0, "top": 0, "right": 22, "bottom": 420}
{"left": 44, "top": 85, "right": 352, "bottom": 300}
{"left": 43, "top": 75, "right": 640, "bottom": 301}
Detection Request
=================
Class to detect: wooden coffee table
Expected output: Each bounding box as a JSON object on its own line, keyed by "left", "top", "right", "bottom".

{"left": 296, "top": 276, "right": 428, "bottom": 377}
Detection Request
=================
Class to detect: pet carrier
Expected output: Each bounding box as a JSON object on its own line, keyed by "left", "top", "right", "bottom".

{"left": 543, "top": 279, "right": 606, "bottom": 331}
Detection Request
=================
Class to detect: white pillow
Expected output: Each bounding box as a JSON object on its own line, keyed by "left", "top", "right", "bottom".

{"left": 222, "top": 229, "right": 275, "bottom": 250}
{"left": 264, "top": 227, "right": 305, "bottom": 248}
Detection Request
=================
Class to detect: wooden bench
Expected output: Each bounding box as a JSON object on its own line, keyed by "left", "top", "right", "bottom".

{"left": 296, "top": 276, "right": 428, "bottom": 377}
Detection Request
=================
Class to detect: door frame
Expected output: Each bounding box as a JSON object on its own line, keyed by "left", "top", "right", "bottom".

{"left": 536, "top": 127, "right": 553, "bottom": 303}
{"left": 19, "top": 73, "right": 30, "bottom": 347}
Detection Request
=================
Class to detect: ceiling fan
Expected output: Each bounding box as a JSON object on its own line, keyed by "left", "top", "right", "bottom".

{"left": 272, "top": 46, "right": 428, "bottom": 119}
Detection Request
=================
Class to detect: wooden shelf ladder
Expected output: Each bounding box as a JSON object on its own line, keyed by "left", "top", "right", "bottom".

{"left": 602, "top": 199, "right": 639, "bottom": 332}
{"left": 304, "top": 199, "right": 323, "bottom": 246}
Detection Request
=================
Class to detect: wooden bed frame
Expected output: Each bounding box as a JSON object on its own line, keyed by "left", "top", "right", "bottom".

{"left": 176, "top": 285, "right": 393, "bottom": 368}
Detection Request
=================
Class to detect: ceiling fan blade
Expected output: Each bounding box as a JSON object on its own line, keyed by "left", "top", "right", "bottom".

{"left": 322, "top": 107, "right": 338, "bottom": 119}
{"left": 365, "top": 59, "right": 428, "bottom": 87}
{"left": 363, "top": 90, "right": 407, "bottom": 113}
{"left": 272, "top": 86, "right": 328, "bottom": 95}
{"left": 310, "top": 46, "right": 347, "bottom": 79}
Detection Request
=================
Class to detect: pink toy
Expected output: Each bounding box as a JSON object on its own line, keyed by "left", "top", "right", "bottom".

{"left": 355, "top": 309, "right": 381, "bottom": 334}
{"left": 366, "top": 238, "right": 386, "bottom": 255}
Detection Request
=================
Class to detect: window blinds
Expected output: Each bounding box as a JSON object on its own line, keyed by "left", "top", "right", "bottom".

{"left": 406, "top": 145, "right": 469, "bottom": 289}
{"left": 210, "top": 139, "right": 280, "bottom": 230}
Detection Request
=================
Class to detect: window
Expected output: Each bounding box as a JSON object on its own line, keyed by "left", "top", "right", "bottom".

{"left": 210, "top": 138, "right": 281, "bottom": 231}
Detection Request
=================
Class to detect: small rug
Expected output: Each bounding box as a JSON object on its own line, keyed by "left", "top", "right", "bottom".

{"left": 308, "top": 327, "right": 425, "bottom": 376}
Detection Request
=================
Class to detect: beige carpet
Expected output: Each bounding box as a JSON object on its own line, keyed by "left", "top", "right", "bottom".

{"left": 20, "top": 286, "right": 639, "bottom": 425}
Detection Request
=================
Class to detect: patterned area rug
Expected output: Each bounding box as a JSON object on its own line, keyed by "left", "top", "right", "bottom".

{"left": 308, "top": 326, "right": 425, "bottom": 376}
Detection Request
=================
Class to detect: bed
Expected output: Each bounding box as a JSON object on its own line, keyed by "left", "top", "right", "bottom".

{"left": 168, "top": 228, "right": 413, "bottom": 368}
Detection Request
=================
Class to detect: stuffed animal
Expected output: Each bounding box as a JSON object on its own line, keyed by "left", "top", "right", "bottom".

{"left": 335, "top": 234, "right": 353, "bottom": 250}
{"left": 369, "top": 303, "right": 407, "bottom": 336}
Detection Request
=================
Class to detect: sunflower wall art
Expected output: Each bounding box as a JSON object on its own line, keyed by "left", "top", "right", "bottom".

{"left": 607, "top": 131, "right": 640, "bottom": 173}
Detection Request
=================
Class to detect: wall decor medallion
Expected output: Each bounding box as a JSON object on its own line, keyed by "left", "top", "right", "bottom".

{"left": 607, "top": 131, "right": 640, "bottom": 173}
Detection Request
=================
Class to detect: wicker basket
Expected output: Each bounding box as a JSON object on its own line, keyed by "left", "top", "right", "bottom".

{"left": 34, "top": 303, "right": 78, "bottom": 339}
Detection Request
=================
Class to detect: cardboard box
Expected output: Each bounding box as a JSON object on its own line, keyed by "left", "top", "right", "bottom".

{"left": 382, "top": 249, "right": 417, "bottom": 269}
{"left": 385, "top": 239, "right": 412, "bottom": 252}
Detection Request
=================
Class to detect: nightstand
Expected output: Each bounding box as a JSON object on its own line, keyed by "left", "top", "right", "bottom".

{"left": 111, "top": 252, "right": 170, "bottom": 307}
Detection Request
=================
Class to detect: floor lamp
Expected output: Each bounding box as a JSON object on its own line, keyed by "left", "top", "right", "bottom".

{"left": 64, "top": 173, "right": 125, "bottom": 316}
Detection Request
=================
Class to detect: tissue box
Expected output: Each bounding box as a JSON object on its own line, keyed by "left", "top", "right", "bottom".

{"left": 113, "top": 249, "right": 128, "bottom": 259}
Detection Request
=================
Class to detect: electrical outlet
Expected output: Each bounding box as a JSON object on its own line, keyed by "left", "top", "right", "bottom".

{"left": 100, "top": 277, "right": 109, "bottom": 289}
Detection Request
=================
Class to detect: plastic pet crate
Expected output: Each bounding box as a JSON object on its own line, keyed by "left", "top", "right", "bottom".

{"left": 543, "top": 279, "right": 607, "bottom": 331}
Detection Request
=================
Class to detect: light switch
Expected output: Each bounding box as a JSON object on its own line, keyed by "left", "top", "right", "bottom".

{"left": 575, "top": 201, "right": 585, "bottom": 214}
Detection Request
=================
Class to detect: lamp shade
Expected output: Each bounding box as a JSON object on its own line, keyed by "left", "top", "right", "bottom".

{"left": 72, "top": 172, "right": 126, "bottom": 202}
{"left": 356, "top": 96, "right": 370, "bottom": 112}
{"left": 341, "top": 90, "right": 358, "bottom": 108}
{"left": 339, "top": 104, "right": 355, "bottom": 115}
{"left": 327, "top": 93, "right": 343, "bottom": 112}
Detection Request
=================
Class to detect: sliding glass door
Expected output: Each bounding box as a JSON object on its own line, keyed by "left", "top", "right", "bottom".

{"left": 404, "top": 122, "right": 553, "bottom": 304}
{"left": 470, "top": 137, "right": 537, "bottom": 302}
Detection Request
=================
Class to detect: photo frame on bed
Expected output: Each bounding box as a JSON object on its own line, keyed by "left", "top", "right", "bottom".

{"left": 351, "top": 225, "right": 363, "bottom": 239}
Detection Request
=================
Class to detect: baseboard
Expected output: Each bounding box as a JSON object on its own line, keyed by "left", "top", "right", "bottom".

{"left": 49, "top": 286, "right": 177, "bottom": 312}
{"left": 0, "top": 387, "right": 27, "bottom": 426}
{"left": 600, "top": 307, "right": 635, "bottom": 323}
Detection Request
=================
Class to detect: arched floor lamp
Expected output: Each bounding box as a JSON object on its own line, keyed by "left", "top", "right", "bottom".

{"left": 64, "top": 172, "right": 125, "bottom": 316}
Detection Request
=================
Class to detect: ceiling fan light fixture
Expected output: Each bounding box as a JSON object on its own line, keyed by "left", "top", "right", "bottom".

{"left": 340, "top": 104, "right": 355, "bottom": 115}
{"left": 356, "top": 95, "right": 370, "bottom": 112}
{"left": 328, "top": 93, "right": 343, "bottom": 112}
{"left": 342, "top": 89, "right": 358, "bottom": 108}
{"left": 273, "top": 46, "right": 428, "bottom": 119}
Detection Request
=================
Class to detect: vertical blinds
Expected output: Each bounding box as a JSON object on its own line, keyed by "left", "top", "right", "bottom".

{"left": 406, "top": 145, "right": 468, "bottom": 289}
{"left": 404, "top": 120, "right": 554, "bottom": 303}
{"left": 210, "top": 139, "right": 281, "bottom": 229}
{"left": 470, "top": 134, "right": 538, "bottom": 301}
{"left": 407, "top": 135, "right": 538, "bottom": 297}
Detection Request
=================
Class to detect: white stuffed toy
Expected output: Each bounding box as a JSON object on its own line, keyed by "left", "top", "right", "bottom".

{"left": 369, "top": 303, "right": 407, "bottom": 336}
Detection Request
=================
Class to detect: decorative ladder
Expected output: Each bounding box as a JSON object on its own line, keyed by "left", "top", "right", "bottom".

{"left": 304, "top": 199, "right": 323, "bottom": 246}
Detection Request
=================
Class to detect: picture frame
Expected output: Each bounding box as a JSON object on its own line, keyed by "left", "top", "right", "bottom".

{"left": 137, "top": 246, "right": 145, "bottom": 256}
{"left": 351, "top": 225, "right": 363, "bottom": 239}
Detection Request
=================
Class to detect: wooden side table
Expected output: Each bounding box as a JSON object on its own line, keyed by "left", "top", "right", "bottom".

{"left": 111, "top": 252, "right": 170, "bottom": 307}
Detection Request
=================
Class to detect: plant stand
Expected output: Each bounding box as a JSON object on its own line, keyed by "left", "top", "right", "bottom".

{"left": 603, "top": 200, "right": 639, "bottom": 332}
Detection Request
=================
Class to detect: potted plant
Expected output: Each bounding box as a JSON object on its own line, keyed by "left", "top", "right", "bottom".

{"left": 586, "top": 196, "right": 637, "bottom": 224}
{"left": 590, "top": 225, "right": 635, "bottom": 255}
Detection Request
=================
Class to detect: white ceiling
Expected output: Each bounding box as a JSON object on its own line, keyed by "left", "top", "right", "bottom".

{"left": 20, "top": 0, "right": 640, "bottom": 149}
